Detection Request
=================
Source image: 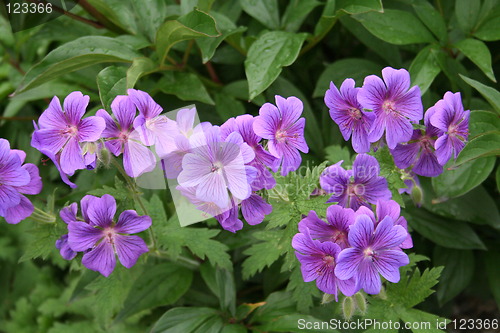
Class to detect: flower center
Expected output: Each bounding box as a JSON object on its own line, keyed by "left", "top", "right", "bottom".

{"left": 347, "top": 183, "right": 365, "bottom": 196}
{"left": 103, "top": 227, "right": 116, "bottom": 245}
{"left": 211, "top": 161, "right": 223, "bottom": 173}
{"left": 322, "top": 254, "right": 335, "bottom": 267}
{"left": 348, "top": 107, "right": 362, "bottom": 120}
{"left": 118, "top": 131, "right": 129, "bottom": 142}
{"left": 61, "top": 125, "right": 78, "bottom": 137}
{"left": 275, "top": 130, "right": 288, "bottom": 142}
{"left": 363, "top": 247, "right": 375, "bottom": 258}
{"left": 382, "top": 100, "right": 396, "bottom": 115}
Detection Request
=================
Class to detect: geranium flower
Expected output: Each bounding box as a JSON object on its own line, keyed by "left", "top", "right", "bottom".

{"left": 67, "top": 195, "right": 151, "bottom": 277}
{"left": 358, "top": 67, "right": 423, "bottom": 149}
{"left": 325, "top": 79, "right": 375, "bottom": 153}
{"left": 253, "top": 95, "right": 309, "bottom": 176}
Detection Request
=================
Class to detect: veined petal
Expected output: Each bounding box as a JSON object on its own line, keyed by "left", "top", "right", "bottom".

{"left": 115, "top": 210, "right": 152, "bottom": 234}
{"left": 381, "top": 67, "right": 410, "bottom": 100}
{"left": 86, "top": 194, "right": 116, "bottom": 228}
{"left": 335, "top": 248, "right": 363, "bottom": 280}
{"left": 60, "top": 138, "right": 85, "bottom": 174}
{"left": 357, "top": 258, "right": 381, "bottom": 294}
{"left": 123, "top": 140, "right": 157, "bottom": 178}
{"left": 63, "top": 92, "right": 89, "bottom": 125}
{"left": 114, "top": 234, "right": 149, "bottom": 268}
{"left": 391, "top": 141, "right": 420, "bottom": 169}
{"left": 0, "top": 184, "right": 21, "bottom": 209}
{"left": 67, "top": 222, "right": 103, "bottom": 251}
{"left": 35, "top": 129, "right": 68, "bottom": 154}
{"left": 358, "top": 74, "right": 387, "bottom": 111}
{"left": 82, "top": 240, "right": 116, "bottom": 277}
{"left": 78, "top": 116, "right": 105, "bottom": 142}
{"left": 60, "top": 202, "right": 78, "bottom": 224}
{"left": 111, "top": 95, "right": 136, "bottom": 130}
{"left": 128, "top": 89, "right": 163, "bottom": 119}
{"left": 178, "top": 152, "right": 212, "bottom": 188}
{"left": 349, "top": 214, "right": 374, "bottom": 249}
{"left": 38, "top": 96, "right": 66, "bottom": 129}
{"left": 373, "top": 249, "right": 409, "bottom": 283}
{"left": 253, "top": 103, "right": 280, "bottom": 139}
{"left": 385, "top": 116, "right": 414, "bottom": 149}
{"left": 3, "top": 195, "right": 34, "bottom": 224}
{"left": 241, "top": 194, "right": 272, "bottom": 225}
{"left": 196, "top": 172, "right": 229, "bottom": 208}
{"left": 276, "top": 95, "right": 303, "bottom": 128}
{"left": 372, "top": 216, "right": 407, "bottom": 250}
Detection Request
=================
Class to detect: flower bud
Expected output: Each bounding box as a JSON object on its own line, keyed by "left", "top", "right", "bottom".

{"left": 354, "top": 292, "right": 367, "bottom": 314}
{"left": 97, "top": 145, "right": 112, "bottom": 168}
{"left": 410, "top": 184, "right": 423, "bottom": 207}
{"left": 342, "top": 296, "right": 355, "bottom": 320}
{"left": 322, "top": 293, "right": 336, "bottom": 304}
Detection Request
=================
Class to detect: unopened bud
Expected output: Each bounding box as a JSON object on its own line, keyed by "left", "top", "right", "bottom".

{"left": 354, "top": 292, "right": 367, "bottom": 314}
{"left": 97, "top": 146, "right": 112, "bottom": 168}
{"left": 322, "top": 293, "right": 336, "bottom": 304}
{"left": 342, "top": 296, "right": 355, "bottom": 320}
{"left": 410, "top": 184, "right": 423, "bottom": 207}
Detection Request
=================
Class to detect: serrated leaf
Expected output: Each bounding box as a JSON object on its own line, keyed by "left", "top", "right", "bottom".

{"left": 353, "top": 9, "right": 435, "bottom": 45}
{"left": 371, "top": 146, "right": 406, "bottom": 206}
{"left": 454, "top": 38, "right": 496, "bottom": 82}
{"left": 97, "top": 66, "right": 127, "bottom": 110}
{"left": 324, "top": 145, "right": 353, "bottom": 166}
{"left": 156, "top": 9, "right": 219, "bottom": 65}
{"left": 242, "top": 230, "right": 284, "bottom": 279}
{"left": 15, "top": 36, "right": 141, "bottom": 94}
{"left": 245, "top": 31, "right": 307, "bottom": 100}
{"left": 285, "top": 265, "right": 320, "bottom": 312}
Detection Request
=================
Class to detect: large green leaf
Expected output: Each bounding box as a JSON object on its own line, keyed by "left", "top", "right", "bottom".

{"left": 115, "top": 263, "right": 193, "bottom": 321}
{"left": 150, "top": 307, "right": 220, "bottom": 333}
{"left": 336, "top": 0, "right": 383, "bottom": 14}
{"left": 158, "top": 71, "right": 214, "bottom": 105}
{"left": 245, "top": 31, "right": 307, "bottom": 100}
{"left": 409, "top": 45, "right": 441, "bottom": 95}
{"left": 460, "top": 74, "right": 500, "bottom": 114}
{"left": 474, "top": 7, "right": 500, "bottom": 41}
{"left": 434, "top": 247, "right": 474, "bottom": 306}
{"left": 433, "top": 156, "right": 495, "bottom": 198}
{"left": 156, "top": 9, "right": 219, "bottom": 65}
{"left": 484, "top": 251, "right": 500, "bottom": 309}
{"left": 240, "top": 0, "right": 280, "bottom": 30}
{"left": 454, "top": 132, "right": 500, "bottom": 166}
{"left": 412, "top": 0, "right": 447, "bottom": 42}
{"left": 353, "top": 9, "right": 435, "bottom": 45}
{"left": 281, "top": 0, "right": 321, "bottom": 32}
{"left": 404, "top": 206, "right": 487, "bottom": 250}
{"left": 314, "top": 58, "right": 382, "bottom": 97}
{"left": 126, "top": 57, "right": 156, "bottom": 89}
{"left": 455, "top": 0, "right": 481, "bottom": 34}
{"left": 454, "top": 38, "right": 496, "bottom": 82}
{"left": 96, "top": 66, "right": 127, "bottom": 111}
{"left": 15, "top": 36, "right": 141, "bottom": 94}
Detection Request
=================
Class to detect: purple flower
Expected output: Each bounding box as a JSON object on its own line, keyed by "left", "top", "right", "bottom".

{"left": 215, "top": 199, "right": 244, "bottom": 233}
{"left": 292, "top": 227, "right": 358, "bottom": 300}
{"left": 0, "top": 139, "right": 42, "bottom": 224}
{"left": 355, "top": 200, "right": 413, "bottom": 249}
{"left": 97, "top": 95, "right": 156, "bottom": 178}
{"left": 253, "top": 96, "right": 309, "bottom": 176}
{"left": 335, "top": 214, "right": 409, "bottom": 294}
{"left": 298, "top": 206, "right": 355, "bottom": 249}
{"left": 358, "top": 67, "right": 423, "bottom": 149}
{"left": 32, "top": 92, "right": 105, "bottom": 175}
{"left": 177, "top": 125, "right": 257, "bottom": 209}
{"left": 429, "top": 92, "right": 470, "bottom": 165}
{"left": 221, "top": 115, "right": 277, "bottom": 190}
{"left": 56, "top": 203, "right": 79, "bottom": 260}
{"left": 67, "top": 195, "right": 151, "bottom": 277}
{"left": 320, "top": 154, "right": 391, "bottom": 210}
{"left": 240, "top": 194, "right": 272, "bottom": 226}
{"left": 325, "top": 79, "right": 375, "bottom": 153}
{"left": 128, "top": 89, "right": 179, "bottom": 158}
{"left": 391, "top": 106, "right": 443, "bottom": 177}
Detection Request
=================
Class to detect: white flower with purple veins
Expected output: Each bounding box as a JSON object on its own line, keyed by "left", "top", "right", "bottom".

{"left": 67, "top": 195, "right": 151, "bottom": 277}
{"left": 97, "top": 95, "right": 156, "bottom": 178}
{"left": 178, "top": 125, "right": 257, "bottom": 209}
{"left": 33, "top": 91, "right": 105, "bottom": 175}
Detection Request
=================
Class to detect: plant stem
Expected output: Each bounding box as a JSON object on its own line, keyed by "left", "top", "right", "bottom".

{"left": 31, "top": 207, "right": 56, "bottom": 223}
{"left": 110, "top": 158, "right": 158, "bottom": 251}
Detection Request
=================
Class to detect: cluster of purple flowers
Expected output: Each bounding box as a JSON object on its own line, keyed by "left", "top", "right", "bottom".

{"left": 176, "top": 95, "right": 308, "bottom": 232}
{"left": 56, "top": 194, "right": 151, "bottom": 276}
{"left": 325, "top": 67, "right": 469, "bottom": 177}
{"left": 292, "top": 200, "right": 411, "bottom": 300}
{"left": 0, "top": 138, "right": 42, "bottom": 224}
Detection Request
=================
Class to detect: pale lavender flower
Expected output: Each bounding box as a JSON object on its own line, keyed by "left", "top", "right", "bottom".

{"left": 325, "top": 79, "right": 375, "bottom": 153}
{"left": 320, "top": 154, "right": 391, "bottom": 210}
{"left": 32, "top": 92, "right": 105, "bottom": 175}
{"left": 298, "top": 206, "right": 355, "bottom": 250}
{"left": 97, "top": 95, "right": 156, "bottom": 177}
{"left": 292, "top": 227, "right": 358, "bottom": 300}
{"left": 67, "top": 195, "right": 151, "bottom": 277}
{"left": 253, "top": 96, "right": 309, "bottom": 176}
{"left": 335, "top": 214, "right": 409, "bottom": 295}
{"left": 391, "top": 106, "right": 443, "bottom": 177}
{"left": 358, "top": 67, "right": 423, "bottom": 149}
{"left": 430, "top": 92, "right": 470, "bottom": 165}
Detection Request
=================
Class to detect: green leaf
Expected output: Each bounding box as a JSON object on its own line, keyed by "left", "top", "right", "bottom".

{"left": 324, "top": 145, "right": 352, "bottom": 166}
{"left": 200, "top": 263, "right": 236, "bottom": 316}
{"left": 159, "top": 71, "right": 214, "bottom": 105}
{"left": 214, "top": 93, "right": 246, "bottom": 120}
{"left": 455, "top": 0, "right": 481, "bottom": 34}
{"left": 371, "top": 146, "right": 406, "bottom": 207}
{"left": 242, "top": 231, "right": 284, "bottom": 279}
{"left": 130, "top": 0, "right": 168, "bottom": 41}
{"left": 409, "top": 45, "right": 441, "bottom": 95}
{"left": 433, "top": 156, "right": 496, "bottom": 198}
{"left": 88, "top": 177, "right": 129, "bottom": 201}
{"left": 156, "top": 9, "right": 219, "bottom": 65}
{"left": 484, "top": 251, "right": 500, "bottom": 309}
{"left": 353, "top": 9, "right": 435, "bottom": 45}
{"left": 245, "top": 31, "right": 307, "bottom": 100}
{"left": 126, "top": 57, "right": 156, "bottom": 89}
{"left": 19, "top": 222, "right": 68, "bottom": 262}
{"left": 460, "top": 74, "right": 500, "bottom": 114}
{"left": 404, "top": 205, "right": 487, "bottom": 250}
{"left": 426, "top": 186, "right": 500, "bottom": 230}
{"left": 150, "top": 307, "right": 219, "bottom": 333}
{"left": 467, "top": 110, "right": 500, "bottom": 137}
{"left": 16, "top": 36, "right": 141, "bottom": 94}
{"left": 336, "top": 0, "right": 383, "bottom": 15}
{"left": 397, "top": 308, "right": 449, "bottom": 333}
{"left": 196, "top": 11, "right": 247, "bottom": 63}
{"left": 412, "top": 0, "right": 447, "bottom": 42}
{"left": 116, "top": 263, "right": 193, "bottom": 321}
{"left": 286, "top": 265, "right": 320, "bottom": 312}
{"left": 474, "top": 6, "right": 500, "bottom": 41}
{"left": 240, "top": 0, "right": 280, "bottom": 30}
{"left": 97, "top": 66, "right": 127, "bottom": 110}
{"left": 454, "top": 38, "right": 496, "bottom": 82}
{"left": 313, "top": 58, "right": 382, "bottom": 97}
{"left": 313, "top": 0, "right": 337, "bottom": 37}
{"left": 434, "top": 247, "right": 474, "bottom": 305}
{"left": 497, "top": 166, "right": 500, "bottom": 192}
{"left": 281, "top": 0, "right": 321, "bottom": 32}
{"left": 454, "top": 132, "right": 500, "bottom": 165}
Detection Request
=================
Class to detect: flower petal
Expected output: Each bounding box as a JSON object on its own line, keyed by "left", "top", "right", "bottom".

{"left": 372, "top": 216, "right": 407, "bottom": 250}
{"left": 67, "top": 222, "right": 103, "bottom": 251}
{"left": 82, "top": 240, "right": 116, "bottom": 277}
{"left": 86, "top": 194, "right": 116, "bottom": 228}
{"left": 115, "top": 210, "right": 152, "bottom": 234}
{"left": 60, "top": 138, "right": 85, "bottom": 174}
{"left": 78, "top": 116, "right": 105, "bottom": 142}
{"left": 38, "top": 96, "right": 66, "bottom": 129}
{"left": 373, "top": 249, "right": 409, "bottom": 283}
{"left": 63, "top": 91, "right": 89, "bottom": 125}
{"left": 241, "top": 194, "right": 272, "bottom": 225}
{"left": 60, "top": 202, "right": 78, "bottom": 224}
{"left": 114, "top": 234, "right": 149, "bottom": 268}
{"left": 3, "top": 195, "right": 34, "bottom": 224}
{"left": 123, "top": 140, "right": 157, "bottom": 178}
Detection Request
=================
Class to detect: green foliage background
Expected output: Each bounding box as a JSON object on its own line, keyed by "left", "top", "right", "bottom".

{"left": 0, "top": 0, "right": 499, "bottom": 332}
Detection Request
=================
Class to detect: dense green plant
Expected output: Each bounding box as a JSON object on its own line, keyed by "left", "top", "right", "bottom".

{"left": 0, "top": 0, "right": 499, "bottom": 332}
